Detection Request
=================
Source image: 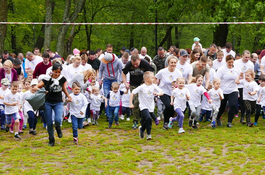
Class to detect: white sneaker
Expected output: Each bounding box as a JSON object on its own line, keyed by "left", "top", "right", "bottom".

{"left": 146, "top": 134, "right": 152, "bottom": 140}
{"left": 162, "top": 114, "right": 164, "bottom": 119}
{"left": 120, "top": 115, "right": 124, "bottom": 120}
{"left": 87, "top": 118, "right": 91, "bottom": 123}
{"left": 178, "top": 128, "right": 185, "bottom": 134}
{"left": 127, "top": 117, "right": 130, "bottom": 121}
{"left": 157, "top": 116, "right": 161, "bottom": 121}
{"left": 68, "top": 117, "right": 71, "bottom": 123}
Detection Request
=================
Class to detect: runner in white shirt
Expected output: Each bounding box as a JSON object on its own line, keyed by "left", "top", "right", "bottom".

{"left": 221, "top": 42, "right": 235, "bottom": 60}
{"left": 0, "top": 78, "right": 10, "bottom": 130}
{"left": 25, "top": 52, "right": 43, "bottom": 73}
{"left": 65, "top": 56, "right": 85, "bottom": 82}
{"left": 176, "top": 52, "right": 193, "bottom": 83}
{"left": 236, "top": 70, "right": 259, "bottom": 127}
{"left": 256, "top": 75, "right": 265, "bottom": 125}
{"left": 212, "top": 51, "right": 226, "bottom": 71}
{"left": 234, "top": 50, "right": 254, "bottom": 124}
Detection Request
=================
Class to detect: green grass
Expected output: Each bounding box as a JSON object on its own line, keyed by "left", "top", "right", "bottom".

{"left": 1, "top": 112, "right": 265, "bottom": 174}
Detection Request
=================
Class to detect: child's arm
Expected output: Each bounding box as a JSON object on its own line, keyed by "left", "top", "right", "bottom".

{"left": 153, "top": 91, "right": 164, "bottom": 96}
{"left": 129, "top": 93, "right": 134, "bottom": 108}
{"left": 3, "top": 101, "right": 17, "bottom": 106}
{"left": 123, "top": 88, "right": 129, "bottom": 94}
{"left": 235, "top": 72, "right": 244, "bottom": 84}
{"left": 219, "top": 92, "right": 224, "bottom": 100}
{"left": 170, "top": 95, "right": 174, "bottom": 105}
{"left": 105, "top": 97, "right": 108, "bottom": 108}
{"left": 249, "top": 90, "right": 257, "bottom": 96}
{"left": 203, "top": 91, "right": 212, "bottom": 104}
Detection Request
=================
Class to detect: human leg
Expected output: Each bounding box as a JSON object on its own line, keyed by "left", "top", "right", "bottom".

{"left": 227, "top": 92, "right": 238, "bottom": 124}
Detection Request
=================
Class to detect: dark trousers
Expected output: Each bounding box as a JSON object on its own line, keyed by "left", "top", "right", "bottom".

{"left": 244, "top": 100, "right": 256, "bottom": 124}
{"left": 27, "top": 111, "right": 37, "bottom": 130}
{"left": 140, "top": 109, "right": 153, "bottom": 135}
{"left": 122, "top": 107, "right": 131, "bottom": 118}
{"left": 238, "top": 88, "right": 245, "bottom": 118}
{"left": 200, "top": 109, "right": 212, "bottom": 121}
{"left": 160, "top": 94, "right": 175, "bottom": 123}
{"left": 217, "top": 92, "right": 238, "bottom": 123}
{"left": 255, "top": 104, "right": 262, "bottom": 123}
{"left": 0, "top": 104, "right": 5, "bottom": 127}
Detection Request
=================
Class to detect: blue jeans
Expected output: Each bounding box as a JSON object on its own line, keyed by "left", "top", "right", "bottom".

{"left": 71, "top": 115, "right": 83, "bottom": 138}
{"left": 103, "top": 78, "right": 117, "bottom": 117}
{"left": 109, "top": 106, "right": 119, "bottom": 125}
{"left": 0, "top": 104, "right": 5, "bottom": 127}
{"left": 200, "top": 109, "right": 212, "bottom": 121}
{"left": 44, "top": 102, "right": 64, "bottom": 138}
{"left": 27, "top": 111, "right": 37, "bottom": 130}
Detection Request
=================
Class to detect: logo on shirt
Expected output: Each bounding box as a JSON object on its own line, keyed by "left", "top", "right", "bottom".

{"left": 147, "top": 90, "right": 152, "bottom": 95}
{"left": 214, "top": 94, "right": 219, "bottom": 98}
{"left": 75, "top": 100, "right": 80, "bottom": 105}
{"left": 179, "top": 93, "right": 184, "bottom": 98}
{"left": 246, "top": 85, "right": 250, "bottom": 90}
{"left": 242, "top": 66, "right": 247, "bottom": 72}
{"left": 168, "top": 75, "right": 174, "bottom": 81}
{"left": 229, "top": 70, "right": 234, "bottom": 75}
{"left": 179, "top": 68, "right": 184, "bottom": 73}
{"left": 195, "top": 89, "right": 199, "bottom": 94}
{"left": 11, "top": 98, "right": 16, "bottom": 102}
{"left": 112, "top": 95, "right": 117, "bottom": 101}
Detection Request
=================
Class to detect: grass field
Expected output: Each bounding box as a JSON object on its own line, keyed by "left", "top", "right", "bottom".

{"left": 1, "top": 113, "right": 265, "bottom": 175}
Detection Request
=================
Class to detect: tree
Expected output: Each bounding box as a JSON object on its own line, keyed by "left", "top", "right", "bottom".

{"left": 0, "top": 0, "right": 8, "bottom": 53}
{"left": 43, "top": 0, "right": 55, "bottom": 50}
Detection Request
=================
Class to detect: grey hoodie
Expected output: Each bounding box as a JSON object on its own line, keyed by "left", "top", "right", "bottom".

{"left": 98, "top": 54, "right": 123, "bottom": 83}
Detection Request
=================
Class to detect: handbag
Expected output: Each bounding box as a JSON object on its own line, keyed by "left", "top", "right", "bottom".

{"left": 26, "top": 88, "right": 46, "bottom": 111}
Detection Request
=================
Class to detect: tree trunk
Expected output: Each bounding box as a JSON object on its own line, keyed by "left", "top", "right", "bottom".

{"left": 8, "top": 0, "right": 18, "bottom": 54}
{"left": 129, "top": 25, "right": 134, "bottom": 49}
{"left": 44, "top": 0, "right": 54, "bottom": 50}
{"left": 175, "top": 26, "right": 179, "bottom": 48}
{"left": 159, "top": 26, "right": 173, "bottom": 47}
{"left": 65, "top": 25, "right": 76, "bottom": 56}
{"left": 0, "top": 0, "right": 8, "bottom": 53}
{"left": 167, "top": 28, "right": 172, "bottom": 50}
{"left": 56, "top": 0, "right": 85, "bottom": 57}
{"left": 213, "top": 23, "right": 228, "bottom": 47}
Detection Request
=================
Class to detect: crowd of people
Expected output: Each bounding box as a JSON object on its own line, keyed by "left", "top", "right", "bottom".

{"left": 0, "top": 38, "right": 264, "bottom": 146}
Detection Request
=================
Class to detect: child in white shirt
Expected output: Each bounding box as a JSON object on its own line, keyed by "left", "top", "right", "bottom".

{"left": 120, "top": 83, "right": 131, "bottom": 121}
{"left": 256, "top": 75, "right": 265, "bottom": 125}
{"left": 169, "top": 77, "right": 190, "bottom": 133}
{"left": 186, "top": 74, "right": 212, "bottom": 129}
{"left": 208, "top": 78, "right": 224, "bottom": 128}
{"left": 130, "top": 71, "right": 163, "bottom": 140}
{"left": 236, "top": 69, "right": 259, "bottom": 127}
{"left": 66, "top": 82, "right": 88, "bottom": 144}
{"left": 212, "top": 51, "right": 225, "bottom": 71}
{"left": 4, "top": 81, "right": 21, "bottom": 139}
{"left": 105, "top": 82, "right": 128, "bottom": 128}
{"left": 89, "top": 86, "right": 105, "bottom": 125}
{"left": 200, "top": 83, "right": 213, "bottom": 123}
{"left": 0, "top": 78, "right": 10, "bottom": 130}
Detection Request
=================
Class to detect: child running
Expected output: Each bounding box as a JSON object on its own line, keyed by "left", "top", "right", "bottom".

{"left": 4, "top": 81, "right": 21, "bottom": 139}
{"left": 186, "top": 74, "right": 212, "bottom": 129}
{"left": 256, "top": 74, "right": 265, "bottom": 125}
{"left": 168, "top": 77, "right": 190, "bottom": 133}
{"left": 66, "top": 82, "right": 88, "bottom": 144}
{"left": 129, "top": 71, "right": 163, "bottom": 140}
{"left": 89, "top": 86, "right": 105, "bottom": 125}
{"left": 0, "top": 78, "right": 10, "bottom": 130}
{"left": 208, "top": 78, "right": 224, "bottom": 128}
{"left": 236, "top": 69, "right": 259, "bottom": 127}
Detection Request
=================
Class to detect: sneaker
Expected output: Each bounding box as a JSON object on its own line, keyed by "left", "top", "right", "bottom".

{"left": 19, "top": 130, "right": 23, "bottom": 134}
{"left": 199, "top": 117, "right": 203, "bottom": 122}
{"left": 139, "top": 126, "right": 144, "bottom": 139}
{"left": 48, "top": 137, "right": 55, "bottom": 146}
{"left": 22, "top": 125, "right": 27, "bottom": 130}
{"left": 217, "top": 118, "right": 222, "bottom": 126}
{"left": 240, "top": 117, "right": 246, "bottom": 124}
{"left": 227, "top": 122, "right": 232, "bottom": 128}
{"left": 14, "top": 134, "right": 21, "bottom": 139}
{"left": 192, "top": 120, "right": 198, "bottom": 129}
{"left": 211, "top": 121, "right": 216, "bottom": 128}
{"left": 95, "top": 121, "right": 99, "bottom": 125}
{"left": 55, "top": 126, "right": 63, "bottom": 138}
{"left": 155, "top": 119, "right": 159, "bottom": 125}
{"left": 247, "top": 122, "right": 253, "bottom": 127}
{"left": 132, "top": 121, "right": 138, "bottom": 129}
{"left": 91, "top": 119, "right": 95, "bottom": 125}
{"left": 254, "top": 122, "right": 257, "bottom": 126}
{"left": 1, "top": 125, "right": 5, "bottom": 130}
{"left": 5, "top": 126, "right": 9, "bottom": 132}
{"left": 188, "top": 119, "right": 193, "bottom": 127}
{"left": 73, "top": 137, "right": 78, "bottom": 144}
{"left": 235, "top": 114, "right": 238, "bottom": 118}
{"left": 163, "top": 123, "right": 169, "bottom": 130}
{"left": 178, "top": 128, "right": 185, "bottom": 134}
{"left": 43, "top": 123, "right": 47, "bottom": 128}
{"left": 115, "top": 121, "right": 119, "bottom": 126}
{"left": 205, "top": 119, "right": 211, "bottom": 123}
{"left": 10, "top": 127, "right": 14, "bottom": 133}
{"left": 146, "top": 134, "right": 152, "bottom": 140}
{"left": 29, "top": 129, "right": 34, "bottom": 134}
{"left": 33, "top": 130, "right": 37, "bottom": 135}
{"left": 120, "top": 115, "right": 124, "bottom": 120}
{"left": 87, "top": 118, "right": 91, "bottom": 123}
{"left": 108, "top": 124, "right": 112, "bottom": 129}
{"left": 157, "top": 116, "right": 161, "bottom": 121}
{"left": 168, "top": 117, "right": 173, "bottom": 129}
{"left": 126, "top": 117, "right": 130, "bottom": 121}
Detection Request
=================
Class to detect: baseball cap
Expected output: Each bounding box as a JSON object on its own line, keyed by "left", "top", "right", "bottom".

{"left": 194, "top": 37, "right": 200, "bottom": 42}
{"left": 102, "top": 53, "right": 114, "bottom": 64}
{"left": 180, "top": 50, "right": 189, "bottom": 56}
{"left": 30, "top": 79, "right": 38, "bottom": 86}
{"left": 121, "top": 46, "right": 126, "bottom": 50}
{"left": 1, "top": 78, "right": 10, "bottom": 86}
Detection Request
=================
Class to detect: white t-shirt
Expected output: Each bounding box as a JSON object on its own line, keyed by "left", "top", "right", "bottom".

{"left": 132, "top": 83, "right": 162, "bottom": 112}
{"left": 212, "top": 59, "right": 226, "bottom": 71}
{"left": 83, "top": 63, "right": 92, "bottom": 70}
{"left": 234, "top": 59, "right": 254, "bottom": 88}
{"left": 90, "top": 94, "right": 103, "bottom": 111}
{"left": 5, "top": 72, "right": 12, "bottom": 83}
{"left": 65, "top": 64, "right": 85, "bottom": 81}
{"left": 0, "top": 88, "right": 10, "bottom": 104}
{"left": 201, "top": 95, "right": 212, "bottom": 111}
{"left": 176, "top": 61, "right": 192, "bottom": 83}
{"left": 257, "top": 85, "right": 263, "bottom": 105}
{"left": 4, "top": 92, "right": 20, "bottom": 114}
{"left": 69, "top": 93, "right": 88, "bottom": 118}
{"left": 171, "top": 87, "right": 190, "bottom": 111}
{"left": 222, "top": 49, "right": 235, "bottom": 60}
{"left": 204, "top": 68, "right": 215, "bottom": 86}
{"left": 192, "top": 43, "right": 202, "bottom": 50}
{"left": 239, "top": 79, "right": 259, "bottom": 101}
{"left": 120, "top": 83, "right": 130, "bottom": 108}
{"left": 155, "top": 68, "right": 182, "bottom": 96}
{"left": 260, "top": 56, "right": 265, "bottom": 73}
{"left": 208, "top": 88, "right": 224, "bottom": 109}
{"left": 107, "top": 90, "right": 123, "bottom": 107}
{"left": 23, "top": 91, "right": 35, "bottom": 113}
{"left": 259, "top": 87, "right": 265, "bottom": 106}
{"left": 215, "top": 65, "right": 240, "bottom": 94}
{"left": 25, "top": 56, "right": 43, "bottom": 71}
{"left": 186, "top": 84, "right": 206, "bottom": 107}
